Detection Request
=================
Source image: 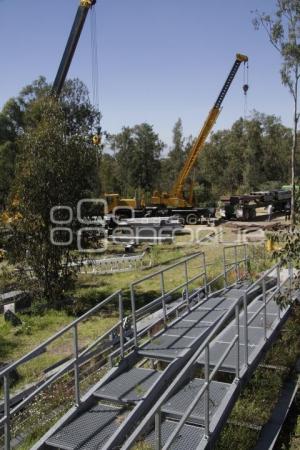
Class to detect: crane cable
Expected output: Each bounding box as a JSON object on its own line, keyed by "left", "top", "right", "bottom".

{"left": 243, "top": 60, "right": 249, "bottom": 119}
{"left": 90, "top": 5, "right": 102, "bottom": 145}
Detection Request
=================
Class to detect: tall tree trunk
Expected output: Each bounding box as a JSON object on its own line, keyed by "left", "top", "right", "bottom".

{"left": 291, "top": 73, "right": 298, "bottom": 227}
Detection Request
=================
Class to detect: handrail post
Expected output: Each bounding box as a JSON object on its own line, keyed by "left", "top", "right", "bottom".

{"left": 244, "top": 244, "right": 248, "bottom": 276}
{"left": 73, "top": 324, "right": 80, "bottom": 406}
{"left": 155, "top": 408, "right": 161, "bottom": 450}
{"left": 204, "top": 345, "right": 210, "bottom": 438}
{"left": 119, "top": 292, "right": 125, "bottom": 359}
{"left": 262, "top": 277, "right": 267, "bottom": 341}
{"left": 235, "top": 303, "right": 240, "bottom": 378}
{"left": 4, "top": 373, "right": 11, "bottom": 450}
{"left": 288, "top": 258, "right": 293, "bottom": 302}
{"left": 202, "top": 252, "right": 208, "bottom": 298}
{"left": 223, "top": 248, "right": 227, "bottom": 287}
{"left": 130, "top": 285, "right": 138, "bottom": 347}
{"left": 160, "top": 272, "right": 167, "bottom": 328}
{"left": 184, "top": 260, "right": 190, "bottom": 311}
{"left": 276, "top": 265, "right": 281, "bottom": 319}
{"left": 234, "top": 245, "right": 239, "bottom": 283}
{"left": 243, "top": 292, "right": 248, "bottom": 367}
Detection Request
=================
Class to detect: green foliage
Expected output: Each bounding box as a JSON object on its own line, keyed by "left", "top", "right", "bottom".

{"left": 0, "top": 77, "right": 100, "bottom": 209}
{"left": 162, "top": 118, "right": 187, "bottom": 191}
{"left": 106, "top": 123, "right": 163, "bottom": 195}
{"left": 196, "top": 113, "right": 291, "bottom": 198}
{"left": 6, "top": 97, "right": 100, "bottom": 306}
{"left": 269, "top": 227, "right": 300, "bottom": 267}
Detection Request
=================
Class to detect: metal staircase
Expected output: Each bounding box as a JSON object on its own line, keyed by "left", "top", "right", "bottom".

{"left": 0, "top": 245, "right": 296, "bottom": 450}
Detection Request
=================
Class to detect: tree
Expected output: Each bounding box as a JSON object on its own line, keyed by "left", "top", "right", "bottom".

{"left": 98, "top": 153, "right": 119, "bottom": 194}
{"left": 243, "top": 118, "right": 264, "bottom": 189}
{"left": 109, "top": 124, "right": 163, "bottom": 195}
{"left": 0, "top": 112, "right": 18, "bottom": 208}
{"left": 0, "top": 77, "right": 101, "bottom": 207}
{"left": 196, "top": 114, "right": 292, "bottom": 199}
{"left": 253, "top": 1, "right": 300, "bottom": 224}
{"left": 7, "top": 98, "right": 100, "bottom": 306}
{"left": 166, "top": 119, "right": 186, "bottom": 189}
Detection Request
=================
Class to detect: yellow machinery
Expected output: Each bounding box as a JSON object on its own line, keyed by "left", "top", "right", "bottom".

{"left": 151, "top": 53, "right": 248, "bottom": 208}
{"left": 105, "top": 193, "right": 145, "bottom": 214}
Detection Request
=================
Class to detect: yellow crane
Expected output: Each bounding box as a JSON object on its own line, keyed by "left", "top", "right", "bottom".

{"left": 151, "top": 53, "right": 248, "bottom": 208}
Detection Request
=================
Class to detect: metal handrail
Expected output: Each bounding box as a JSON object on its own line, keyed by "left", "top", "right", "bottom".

{"left": 130, "top": 252, "right": 205, "bottom": 287}
{"left": 123, "top": 260, "right": 290, "bottom": 450}
{"left": 246, "top": 261, "right": 281, "bottom": 293}
{"left": 159, "top": 263, "right": 291, "bottom": 449}
{"left": 0, "top": 290, "right": 123, "bottom": 450}
{"left": 109, "top": 266, "right": 249, "bottom": 365}
{"left": 0, "top": 290, "right": 122, "bottom": 378}
{"left": 130, "top": 253, "right": 207, "bottom": 346}
{"left": 122, "top": 288, "right": 247, "bottom": 448}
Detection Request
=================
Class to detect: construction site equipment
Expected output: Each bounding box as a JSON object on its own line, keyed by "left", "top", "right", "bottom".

{"left": 52, "top": 0, "right": 96, "bottom": 96}
{"left": 104, "top": 54, "right": 247, "bottom": 225}
{"left": 104, "top": 193, "right": 145, "bottom": 215}
{"left": 151, "top": 53, "right": 248, "bottom": 209}
{"left": 220, "top": 189, "right": 291, "bottom": 221}
{"left": 107, "top": 216, "right": 184, "bottom": 245}
{"left": 52, "top": 0, "right": 101, "bottom": 144}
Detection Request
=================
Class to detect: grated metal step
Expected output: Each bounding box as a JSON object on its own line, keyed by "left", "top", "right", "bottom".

{"left": 93, "top": 367, "right": 160, "bottom": 404}
{"left": 197, "top": 341, "right": 256, "bottom": 372}
{"left": 46, "top": 403, "right": 126, "bottom": 449}
{"left": 248, "top": 298, "right": 280, "bottom": 315}
{"left": 197, "top": 296, "right": 230, "bottom": 310}
{"left": 138, "top": 334, "right": 195, "bottom": 360}
{"left": 245, "top": 312, "right": 277, "bottom": 328}
{"left": 161, "top": 378, "right": 230, "bottom": 424}
{"left": 197, "top": 296, "right": 283, "bottom": 373}
{"left": 145, "top": 419, "right": 205, "bottom": 450}
{"left": 183, "top": 308, "right": 225, "bottom": 323}
{"left": 166, "top": 319, "right": 211, "bottom": 339}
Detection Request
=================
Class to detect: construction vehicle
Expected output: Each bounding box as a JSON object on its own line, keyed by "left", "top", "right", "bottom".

{"left": 149, "top": 53, "right": 248, "bottom": 222}
{"left": 106, "top": 54, "right": 248, "bottom": 224}
{"left": 219, "top": 190, "right": 291, "bottom": 220}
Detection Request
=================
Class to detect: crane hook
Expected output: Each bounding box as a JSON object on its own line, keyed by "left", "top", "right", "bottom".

{"left": 243, "top": 84, "right": 249, "bottom": 95}
{"left": 92, "top": 126, "right": 102, "bottom": 145}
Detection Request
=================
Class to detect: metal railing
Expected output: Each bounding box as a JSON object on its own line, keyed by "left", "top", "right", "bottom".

{"left": 223, "top": 243, "right": 248, "bottom": 286}
{"left": 108, "top": 246, "right": 250, "bottom": 365}
{"left": 130, "top": 252, "right": 208, "bottom": 347}
{"left": 0, "top": 245, "right": 251, "bottom": 449}
{"left": 78, "top": 251, "right": 151, "bottom": 275}
{"left": 0, "top": 290, "right": 124, "bottom": 450}
{"left": 123, "top": 259, "right": 293, "bottom": 450}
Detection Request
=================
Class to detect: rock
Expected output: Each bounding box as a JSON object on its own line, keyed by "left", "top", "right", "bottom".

{"left": 4, "top": 310, "right": 22, "bottom": 327}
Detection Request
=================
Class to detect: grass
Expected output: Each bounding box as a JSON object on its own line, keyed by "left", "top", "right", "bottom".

{"left": 0, "top": 309, "right": 117, "bottom": 387}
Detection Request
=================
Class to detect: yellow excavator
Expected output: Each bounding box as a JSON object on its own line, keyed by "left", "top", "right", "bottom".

{"left": 151, "top": 53, "right": 248, "bottom": 208}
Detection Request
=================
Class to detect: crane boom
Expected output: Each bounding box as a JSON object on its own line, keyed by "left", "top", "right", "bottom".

{"left": 52, "top": 0, "right": 96, "bottom": 96}
{"left": 172, "top": 53, "right": 248, "bottom": 200}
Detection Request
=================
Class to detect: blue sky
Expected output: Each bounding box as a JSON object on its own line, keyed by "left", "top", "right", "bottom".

{"left": 0, "top": 0, "right": 293, "bottom": 148}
